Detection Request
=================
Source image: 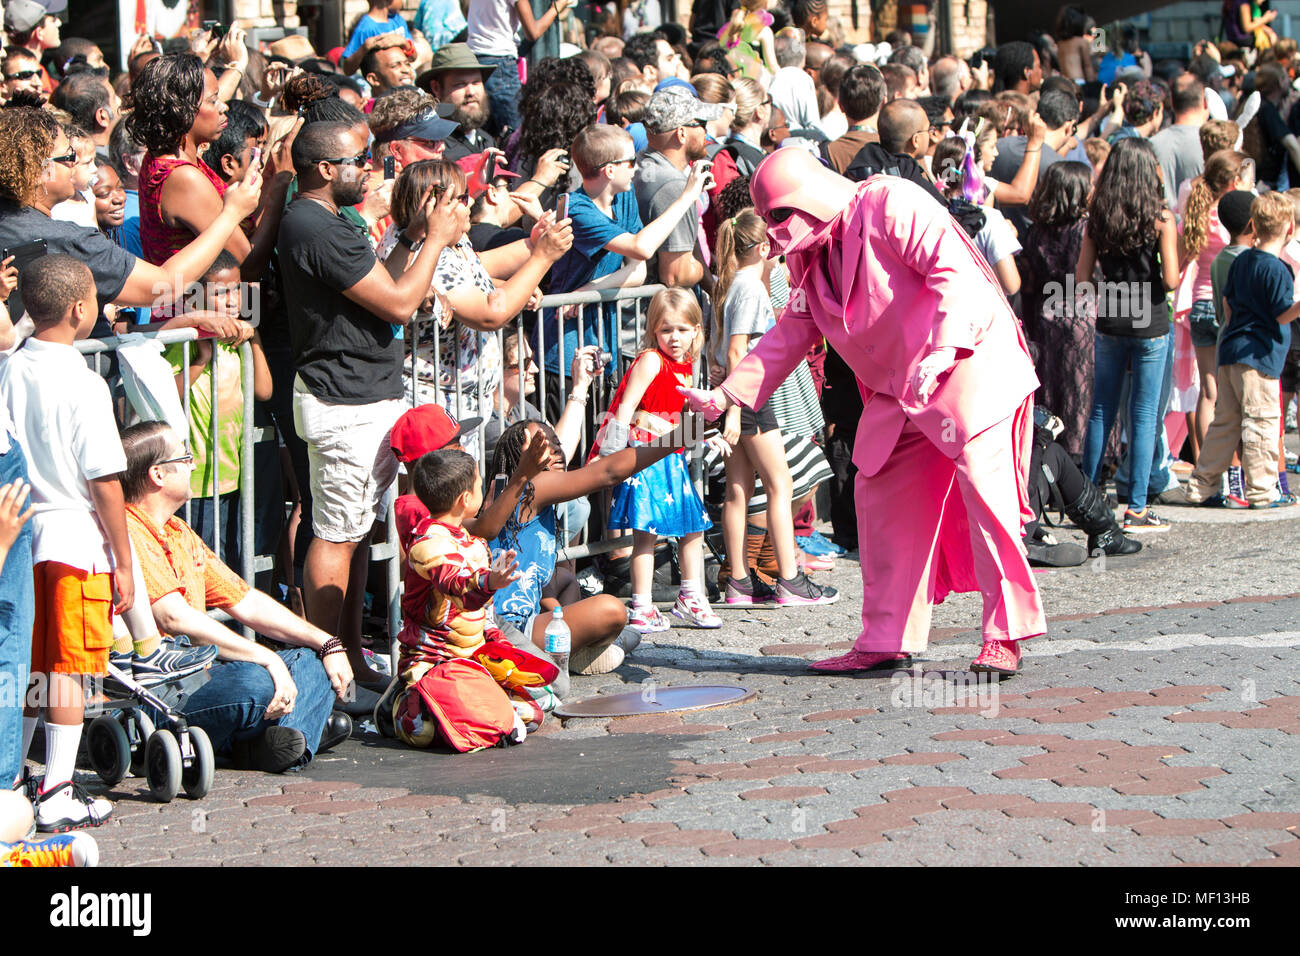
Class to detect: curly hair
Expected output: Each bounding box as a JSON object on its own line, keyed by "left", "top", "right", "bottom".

{"left": 1183, "top": 150, "right": 1250, "bottom": 259}
{"left": 714, "top": 174, "right": 754, "bottom": 221}
{"left": 126, "top": 53, "right": 208, "bottom": 155}
{"left": 0, "top": 106, "right": 61, "bottom": 205}
{"left": 1087, "top": 137, "right": 1164, "bottom": 257}
{"left": 281, "top": 71, "right": 337, "bottom": 114}
{"left": 517, "top": 81, "right": 597, "bottom": 167}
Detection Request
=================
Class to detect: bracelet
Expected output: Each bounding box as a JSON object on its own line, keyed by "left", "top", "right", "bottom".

{"left": 317, "top": 636, "right": 344, "bottom": 660}
{"left": 1024, "top": 146, "right": 1041, "bottom": 153}
{"left": 567, "top": 392, "right": 587, "bottom": 406}
{"left": 525, "top": 179, "right": 546, "bottom": 187}
{"left": 396, "top": 230, "right": 416, "bottom": 249}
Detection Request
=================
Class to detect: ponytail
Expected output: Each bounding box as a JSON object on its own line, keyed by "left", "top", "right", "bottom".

{"left": 1185, "top": 149, "right": 1250, "bottom": 259}
{"left": 711, "top": 209, "right": 767, "bottom": 352}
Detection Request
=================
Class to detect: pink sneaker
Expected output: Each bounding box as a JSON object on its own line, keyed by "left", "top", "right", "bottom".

{"left": 970, "top": 639, "right": 1022, "bottom": 675}
{"left": 808, "top": 650, "right": 911, "bottom": 672}
{"left": 628, "top": 604, "right": 671, "bottom": 634}
{"left": 671, "top": 590, "right": 722, "bottom": 628}
{"left": 797, "top": 549, "right": 835, "bottom": 572}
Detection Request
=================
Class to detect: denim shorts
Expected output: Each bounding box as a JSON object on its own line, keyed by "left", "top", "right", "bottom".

{"left": 1188, "top": 299, "right": 1221, "bottom": 349}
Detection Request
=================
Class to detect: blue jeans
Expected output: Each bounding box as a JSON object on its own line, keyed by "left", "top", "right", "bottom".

{"left": 1083, "top": 332, "right": 1171, "bottom": 512}
{"left": 1114, "top": 326, "right": 1178, "bottom": 499}
{"left": 0, "top": 440, "right": 32, "bottom": 785}
{"left": 479, "top": 54, "right": 520, "bottom": 137}
{"left": 180, "top": 647, "right": 333, "bottom": 764}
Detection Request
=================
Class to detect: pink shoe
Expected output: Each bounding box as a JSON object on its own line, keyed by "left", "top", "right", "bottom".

{"left": 808, "top": 649, "right": 911, "bottom": 673}
{"left": 970, "top": 639, "right": 1022, "bottom": 675}
{"left": 797, "top": 549, "right": 834, "bottom": 572}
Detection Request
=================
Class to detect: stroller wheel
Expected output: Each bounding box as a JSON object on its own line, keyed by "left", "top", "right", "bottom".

{"left": 87, "top": 715, "right": 130, "bottom": 786}
{"left": 145, "top": 729, "right": 182, "bottom": 803}
{"left": 128, "top": 709, "right": 155, "bottom": 778}
{"left": 182, "top": 726, "right": 214, "bottom": 800}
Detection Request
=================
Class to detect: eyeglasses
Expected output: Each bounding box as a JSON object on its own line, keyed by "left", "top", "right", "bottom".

{"left": 438, "top": 189, "right": 471, "bottom": 206}
{"left": 156, "top": 453, "right": 194, "bottom": 467}
{"left": 685, "top": 120, "right": 707, "bottom": 129}
{"left": 4, "top": 70, "right": 39, "bottom": 81}
{"left": 47, "top": 150, "right": 77, "bottom": 167}
{"left": 317, "top": 149, "right": 371, "bottom": 168}
{"left": 607, "top": 157, "right": 638, "bottom": 168}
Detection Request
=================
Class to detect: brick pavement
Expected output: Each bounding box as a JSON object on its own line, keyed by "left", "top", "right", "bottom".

{"left": 62, "top": 507, "right": 1300, "bottom": 865}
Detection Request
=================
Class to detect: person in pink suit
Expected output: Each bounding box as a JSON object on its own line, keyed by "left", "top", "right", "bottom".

{"left": 681, "top": 149, "right": 1047, "bottom": 674}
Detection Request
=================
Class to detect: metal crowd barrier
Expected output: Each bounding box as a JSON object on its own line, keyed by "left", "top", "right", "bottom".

{"left": 76, "top": 283, "right": 694, "bottom": 657}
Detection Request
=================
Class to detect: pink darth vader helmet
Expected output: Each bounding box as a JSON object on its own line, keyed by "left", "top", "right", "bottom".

{"left": 749, "top": 148, "right": 850, "bottom": 256}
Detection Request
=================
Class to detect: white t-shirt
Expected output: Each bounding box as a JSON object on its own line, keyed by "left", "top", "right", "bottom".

{"left": 974, "top": 205, "right": 1022, "bottom": 270}
{"left": 467, "top": 0, "right": 521, "bottom": 58}
{"left": 0, "top": 338, "right": 127, "bottom": 571}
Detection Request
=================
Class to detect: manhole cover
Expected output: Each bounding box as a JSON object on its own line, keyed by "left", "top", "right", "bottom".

{"left": 555, "top": 685, "right": 756, "bottom": 719}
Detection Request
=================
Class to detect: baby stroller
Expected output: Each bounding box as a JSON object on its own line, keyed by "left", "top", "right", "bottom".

{"left": 83, "top": 659, "right": 215, "bottom": 804}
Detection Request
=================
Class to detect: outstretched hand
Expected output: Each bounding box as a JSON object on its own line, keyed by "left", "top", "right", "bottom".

{"left": 677, "top": 385, "right": 731, "bottom": 419}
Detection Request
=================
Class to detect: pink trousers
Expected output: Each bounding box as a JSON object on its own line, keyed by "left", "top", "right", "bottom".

{"left": 853, "top": 415, "right": 1046, "bottom": 653}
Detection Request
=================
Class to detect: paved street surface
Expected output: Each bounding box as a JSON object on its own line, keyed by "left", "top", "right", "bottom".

{"left": 82, "top": 506, "right": 1300, "bottom": 866}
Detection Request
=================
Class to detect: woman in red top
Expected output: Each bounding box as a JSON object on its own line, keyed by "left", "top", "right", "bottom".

{"left": 127, "top": 53, "right": 294, "bottom": 315}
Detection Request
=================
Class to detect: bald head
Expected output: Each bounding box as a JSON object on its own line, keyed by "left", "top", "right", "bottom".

{"left": 879, "top": 99, "right": 928, "bottom": 156}
{"left": 805, "top": 42, "right": 833, "bottom": 74}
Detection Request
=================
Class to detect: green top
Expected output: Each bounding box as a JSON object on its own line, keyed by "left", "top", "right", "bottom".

{"left": 1210, "top": 243, "right": 1249, "bottom": 335}
{"left": 166, "top": 340, "right": 244, "bottom": 498}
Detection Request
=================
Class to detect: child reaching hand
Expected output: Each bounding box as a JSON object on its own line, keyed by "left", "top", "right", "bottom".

{"left": 592, "top": 288, "right": 724, "bottom": 633}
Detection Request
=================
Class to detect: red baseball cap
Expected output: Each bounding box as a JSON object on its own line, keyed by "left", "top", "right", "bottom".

{"left": 390, "top": 405, "right": 484, "bottom": 464}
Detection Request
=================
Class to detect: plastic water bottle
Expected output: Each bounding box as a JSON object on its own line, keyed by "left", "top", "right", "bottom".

{"left": 544, "top": 606, "right": 571, "bottom": 675}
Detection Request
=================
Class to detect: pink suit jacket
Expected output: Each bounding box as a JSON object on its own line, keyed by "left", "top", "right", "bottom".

{"left": 724, "top": 177, "right": 1040, "bottom": 477}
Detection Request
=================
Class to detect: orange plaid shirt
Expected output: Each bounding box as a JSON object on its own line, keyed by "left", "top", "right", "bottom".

{"left": 126, "top": 504, "right": 250, "bottom": 627}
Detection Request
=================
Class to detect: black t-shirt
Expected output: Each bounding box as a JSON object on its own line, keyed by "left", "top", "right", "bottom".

{"left": 277, "top": 199, "right": 403, "bottom": 404}
{"left": 468, "top": 222, "right": 526, "bottom": 252}
{"left": 1095, "top": 234, "right": 1170, "bottom": 339}
{"left": 0, "top": 200, "right": 136, "bottom": 328}
{"left": 843, "top": 144, "right": 947, "bottom": 205}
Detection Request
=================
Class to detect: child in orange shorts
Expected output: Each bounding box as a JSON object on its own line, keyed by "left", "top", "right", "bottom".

{"left": 0, "top": 255, "right": 134, "bottom": 833}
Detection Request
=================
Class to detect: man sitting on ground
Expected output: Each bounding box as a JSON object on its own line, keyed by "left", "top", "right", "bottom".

{"left": 120, "top": 421, "right": 355, "bottom": 773}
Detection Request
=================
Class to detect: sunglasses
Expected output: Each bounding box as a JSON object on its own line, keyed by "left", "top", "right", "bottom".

{"left": 4, "top": 70, "right": 39, "bottom": 81}
{"left": 156, "top": 453, "right": 194, "bottom": 467}
{"left": 436, "top": 188, "right": 471, "bottom": 206}
{"left": 607, "top": 157, "right": 638, "bottom": 168}
{"left": 317, "top": 149, "right": 371, "bottom": 168}
{"left": 47, "top": 150, "right": 77, "bottom": 167}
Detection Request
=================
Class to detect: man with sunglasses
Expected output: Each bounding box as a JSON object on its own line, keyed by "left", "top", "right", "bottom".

{"left": 633, "top": 86, "right": 720, "bottom": 289}
{"left": 3, "top": 0, "right": 61, "bottom": 95}
{"left": 2, "top": 47, "right": 46, "bottom": 104}
{"left": 277, "top": 120, "right": 462, "bottom": 688}
{"left": 371, "top": 93, "right": 459, "bottom": 176}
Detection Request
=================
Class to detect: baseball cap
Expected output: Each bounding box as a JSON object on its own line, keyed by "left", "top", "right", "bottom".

{"left": 642, "top": 87, "right": 724, "bottom": 134}
{"left": 390, "top": 405, "right": 483, "bottom": 463}
{"left": 4, "top": 0, "right": 65, "bottom": 34}
{"left": 373, "top": 104, "right": 459, "bottom": 144}
{"left": 1218, "top": 190, "right": 1256, "bottom": 237}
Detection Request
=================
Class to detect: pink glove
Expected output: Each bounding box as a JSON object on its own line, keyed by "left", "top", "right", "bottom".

{"left": 677, "top": 385, "right": 731, "bottom": 419}
{"left": 910, "top": 347, "right": 959, "bottom": 403}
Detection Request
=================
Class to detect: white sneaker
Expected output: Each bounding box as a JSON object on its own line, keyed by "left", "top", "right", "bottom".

{"left": 35, "top": 781, "right": 112, "bottom": 833}
{"left": 670, "top": 590, "right": 722, "bottom": 628}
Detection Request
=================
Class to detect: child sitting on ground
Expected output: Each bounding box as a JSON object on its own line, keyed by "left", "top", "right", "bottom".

{"left": 391, "top": 448, "right": 543, "bottom": 749}
{"left": 1186, "top": 192, "right": 1300, "bottom": 508}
